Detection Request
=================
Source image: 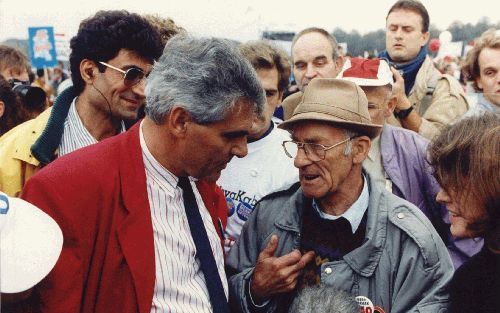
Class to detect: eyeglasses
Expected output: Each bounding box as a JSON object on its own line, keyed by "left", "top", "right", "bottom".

{"left": 98, "top": 61, "right": 146, "bottom": 87}
{"left": 282, "top": 137, "right": 352, "bottom": 162}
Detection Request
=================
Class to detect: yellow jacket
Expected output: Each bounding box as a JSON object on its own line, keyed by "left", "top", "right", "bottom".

{"left": 0, "top": 107, "right": 52, "bottom": 196}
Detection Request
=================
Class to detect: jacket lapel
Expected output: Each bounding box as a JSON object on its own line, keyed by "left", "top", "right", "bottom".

{"left": 116, "top": 122, "right": 156, "bottom": 313}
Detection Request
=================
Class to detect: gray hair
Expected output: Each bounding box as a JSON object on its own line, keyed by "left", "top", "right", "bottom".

{"left": 145, "top": 35, "right": 265, "bottom": 124}
{"left": 344, "top": 129, "right": 361, "bottom": 156}
{"left": 289, "top": 285, "right": 359, "bottom": 313}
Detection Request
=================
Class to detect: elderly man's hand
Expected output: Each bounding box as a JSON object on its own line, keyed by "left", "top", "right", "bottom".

{"left": 390, "top": 67, "right": 412, "bottom": 111}
{"left": 250, "top": 235, "right": 315, "bottom": 302}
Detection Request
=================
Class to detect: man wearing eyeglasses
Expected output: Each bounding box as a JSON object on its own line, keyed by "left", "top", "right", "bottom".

{"left": 0, "top": 11, "right": 164, "bottom": 197}
{"left": 226, "top": 78, "right": 453, "bottom": 313}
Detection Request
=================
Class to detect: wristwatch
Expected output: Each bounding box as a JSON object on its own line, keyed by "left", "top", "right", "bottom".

{"left": 394, "top": 106, "right": 414, "bottom": 120}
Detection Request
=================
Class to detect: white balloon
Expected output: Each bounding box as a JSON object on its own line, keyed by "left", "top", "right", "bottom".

{"left": 439, "top": 31, "right": 453, "bottom": 43}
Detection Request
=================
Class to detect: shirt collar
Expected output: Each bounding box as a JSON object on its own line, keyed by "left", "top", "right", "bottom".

{"left": 139, "top": 121, "right": 179, "bottom": 197}
{"left": 312, "top": 175, "right": 369, "bottom": 233}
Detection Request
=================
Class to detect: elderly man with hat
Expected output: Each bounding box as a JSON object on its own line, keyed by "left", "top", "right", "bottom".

{"left": 226, "top": 78, "right": 453, "bottom": 313}
{"left": 339, "top": 57, "right": 483, "bottom": 269}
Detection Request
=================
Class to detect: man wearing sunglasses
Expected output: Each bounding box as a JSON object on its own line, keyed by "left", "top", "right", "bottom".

{"left": 0, "top": 10, "right": 164, "bottom": 197}
{"left": 227, "top": 78, "right": 453, "bottom": 313}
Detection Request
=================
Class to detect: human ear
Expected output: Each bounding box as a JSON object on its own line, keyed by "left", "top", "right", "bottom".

{"left": 385, "top": 95, "right": 397, "bottom": 117}
{"left": 168, "top": 106, "right": 193, "bottom": 137}
{"left": 0, "top": 101, "right": 4, "bottom": 118}
{"left": 351, "top": 136, "right": 371, "bottom": 164}
{"left": 80, "top": 59, "right": 98, "bottom": 84}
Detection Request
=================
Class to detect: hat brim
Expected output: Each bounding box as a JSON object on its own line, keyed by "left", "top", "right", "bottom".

{"left": 0, "top": 197, "right": 63, "bottom": 293}
{"left": 278, "top": 111, "right": 382, "bottom": 139}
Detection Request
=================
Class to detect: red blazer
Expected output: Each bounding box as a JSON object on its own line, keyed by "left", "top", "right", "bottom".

{"left": 21, "top": 123, "right": 228, "bottom": 313}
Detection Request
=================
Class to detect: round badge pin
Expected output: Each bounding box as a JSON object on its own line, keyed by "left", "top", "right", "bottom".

{"left": 355, "top": 296, "right": 374, "bottom": 313}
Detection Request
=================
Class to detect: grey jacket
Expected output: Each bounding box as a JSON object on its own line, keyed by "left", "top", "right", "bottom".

{"left": 226, "top": 173, "right": 453, "bottom": 313}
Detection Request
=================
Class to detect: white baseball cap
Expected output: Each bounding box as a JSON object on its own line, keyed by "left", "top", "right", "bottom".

{"left": 0, "top": 192, "right": 63, "bottom": 293}
{"left": 339, "top": 58, "right": 394, "bottom": 87}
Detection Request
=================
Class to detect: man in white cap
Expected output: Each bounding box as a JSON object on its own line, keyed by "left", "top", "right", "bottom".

{"left": 226, "top": 78, "right": 453, "bottom": 313}
{"left": 339, "top": 57, "right": 483, "bottom": 269}
{"left": 0, "top": 192, "right": 62, "bottom": 309}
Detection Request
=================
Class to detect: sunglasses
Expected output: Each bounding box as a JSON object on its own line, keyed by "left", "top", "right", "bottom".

{"left": 98, "top": 61, "right": 146, "bottom": 87}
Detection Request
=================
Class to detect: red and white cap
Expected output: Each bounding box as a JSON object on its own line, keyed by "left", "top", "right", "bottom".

{"left": 339, "top": 58, "right": 394, "bottom": 87}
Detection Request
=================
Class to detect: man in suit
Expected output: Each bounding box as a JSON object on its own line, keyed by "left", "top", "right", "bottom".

{"left": 19, "top": 35, "right": 265, "bottom": 313}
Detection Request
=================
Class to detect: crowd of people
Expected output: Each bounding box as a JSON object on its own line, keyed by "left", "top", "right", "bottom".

{"left": 0, "top": 0, "right": 498, "bottom": 312}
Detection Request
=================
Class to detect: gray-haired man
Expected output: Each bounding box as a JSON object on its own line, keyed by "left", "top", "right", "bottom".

{"left": 18, "top": 35, "right": 265, "bottom": 313}
{"left": 227, "top": 78, "right": 453, "bottom": 313}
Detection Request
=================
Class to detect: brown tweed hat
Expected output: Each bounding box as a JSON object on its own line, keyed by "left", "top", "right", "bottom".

{"left": 278, "top": 78, "right": 382, "bottom": 138}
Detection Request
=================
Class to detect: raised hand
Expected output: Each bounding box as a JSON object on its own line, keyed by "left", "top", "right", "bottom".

{"left": 250, "top": 235, "right": 315, "bottom": 302}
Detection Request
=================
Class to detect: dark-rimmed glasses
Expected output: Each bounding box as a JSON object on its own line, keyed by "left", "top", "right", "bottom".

{"left": 282, "top": 137, "right": 352, "bottom": 162}
{"left": 99, "top": 61, "right": 146, "bottom": 87}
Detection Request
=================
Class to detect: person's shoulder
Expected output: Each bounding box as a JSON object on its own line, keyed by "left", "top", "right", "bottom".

{"left": 384, "top": 191, "right": 446, "bottom": 267}
{"left": 253, "top": 182, "right": 301, "bottom": 216}
{"left": 0, "top": 107, "right": 51, "bottom": 144}
{"left": 35, "top": 130, "right": 127, "bottom": 180}
{"left": 259, "top": 181, "right": 301, "bottom": 203}
{"left": 385, "top": 124, "right": 429, "bottom": 146}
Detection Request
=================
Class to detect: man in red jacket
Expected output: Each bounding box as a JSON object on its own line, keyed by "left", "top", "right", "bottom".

{"left": 19, "top": 35, "right": 265, "bottom": 313}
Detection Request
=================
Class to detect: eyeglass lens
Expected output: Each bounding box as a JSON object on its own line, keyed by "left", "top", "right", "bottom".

{"left": 124, "top": 68, "right": 145, "bottom": 86}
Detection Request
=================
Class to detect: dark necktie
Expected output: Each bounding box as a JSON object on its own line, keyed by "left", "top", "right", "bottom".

{"left": 178, "top": 176, "right": 229, "bottom": 313}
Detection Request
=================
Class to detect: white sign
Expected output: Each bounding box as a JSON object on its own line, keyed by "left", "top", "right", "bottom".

{"left": 55, "top": 33, "right": 70, "bottom": 62}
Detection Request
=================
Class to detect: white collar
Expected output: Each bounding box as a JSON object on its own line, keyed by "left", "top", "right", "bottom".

{"left": 312, "top": 175, "right": 369, "bottom": 233}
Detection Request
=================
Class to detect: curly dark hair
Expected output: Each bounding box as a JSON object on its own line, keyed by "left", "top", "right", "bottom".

{"left": 69, "top": 10, "right": 163, "bottom": 95}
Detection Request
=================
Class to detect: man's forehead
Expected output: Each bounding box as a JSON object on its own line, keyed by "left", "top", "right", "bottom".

{"left": 386, "top": 9, "right": 423, "bottom": 27}
{"left": 292, "top": 33, "right": 333, "bottom": 58}
{"left": 479, "top": 47, "right": 500, "bottom": 68}
{"left": 109, "top": 49, "right": 153, "bottom": 72}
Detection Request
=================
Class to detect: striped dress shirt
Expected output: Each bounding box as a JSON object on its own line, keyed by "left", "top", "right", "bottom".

{"left": 59, "top": 98, "right": 125, "bottom": 157}
{"left": 139, "top": 123, "right": 228, "bottom": 313}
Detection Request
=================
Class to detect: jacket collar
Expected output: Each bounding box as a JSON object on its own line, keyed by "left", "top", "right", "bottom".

{"left": 116, "top": 122, "right": 156, "bottom": 313}
{"left": 31, "top": 86, "right": 76, "bottom": 165}
{"left": 342, "top": 174, "right": 387, "bottom": 277}
{"left": 275, "top": 172, "right": 388, "bottom": 277}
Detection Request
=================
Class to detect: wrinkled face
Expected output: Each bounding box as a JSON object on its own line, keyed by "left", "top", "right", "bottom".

{"left": 292, "top": 32, "right": 342, "bottom": 90}
{"left": 386, "top": 10, "right": 429, "bottom": 63}
{"left": 436, "top": 187, "right": 483, "bottom": 238}
{"left": 249, "top": 67, "right": 282, "bottom": 139}
{"left": 183, "top": 99, "right": 255, "bottom": 181}
{"left": 291, "top": 122, "right": 353, "bottom": 199}
{"left": 92, "top": 49, "right": 152, "bottom": 120}
{"left": 476, "top": 47, "right": 500, "bottom": 106}
{"left": 362, "top": 86, "right": 392, "bottom": 126}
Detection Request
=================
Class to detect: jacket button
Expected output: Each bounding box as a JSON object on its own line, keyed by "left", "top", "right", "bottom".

{"left": 397, "top": 213, "right": 405, "bottom": 219}
{"left": 324, "top": 267, "right": 332, "bottom": 274}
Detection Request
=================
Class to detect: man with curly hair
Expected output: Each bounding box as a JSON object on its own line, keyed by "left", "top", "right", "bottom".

{"left": 0, "top": 10, "right": 163, "bottom": 196}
